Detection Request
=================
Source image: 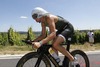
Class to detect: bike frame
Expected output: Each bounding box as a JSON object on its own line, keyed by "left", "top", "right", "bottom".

{"left": 33, "top": 37, "right": 72, "bottom": 67}
{"left": 34, "top": 45, "right": 59, "bottom": 67}
{"left": 17, "top": 37, "right": 90, "bottom": 67}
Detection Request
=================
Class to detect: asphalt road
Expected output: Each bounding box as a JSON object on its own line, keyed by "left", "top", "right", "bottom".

{"left": 0, "top": 51, "right": 100, "bottom": 67}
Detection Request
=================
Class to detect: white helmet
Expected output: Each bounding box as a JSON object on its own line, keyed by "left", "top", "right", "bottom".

{"left": 32, "top": 7, "right": 48, "bottom": 19}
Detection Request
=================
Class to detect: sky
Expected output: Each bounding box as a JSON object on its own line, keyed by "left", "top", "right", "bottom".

{"left": 0, "top": 0, "right": 100, "bottom": 32}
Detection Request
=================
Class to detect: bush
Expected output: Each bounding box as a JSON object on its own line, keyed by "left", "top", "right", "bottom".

{"left": 0, "top": 27, "right": 100, "bottom": 46}
{"left": 0, "top": 33, "right": 8, "bottom": 46}
{"left": 94, "top": 30, "right": 100, "bottom": 43}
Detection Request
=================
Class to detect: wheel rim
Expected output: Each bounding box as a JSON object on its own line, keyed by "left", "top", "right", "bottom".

{"left": 74, "top": 54, "right": 86, "bottom": 67}
{"left": 23, "top": 58, "right": 48, "bottom": 67}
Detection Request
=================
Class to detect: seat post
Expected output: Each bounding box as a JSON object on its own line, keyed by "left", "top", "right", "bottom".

{"left": 66, "top": 37, "right": 71, "bottom": 52}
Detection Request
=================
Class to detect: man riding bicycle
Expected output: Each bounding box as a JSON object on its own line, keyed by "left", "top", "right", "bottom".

{"left": 31, "top": 7, "right": 77, "bottom": 67}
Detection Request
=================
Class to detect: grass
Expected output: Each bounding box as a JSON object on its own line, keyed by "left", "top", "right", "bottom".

{"left": 0, "top": 42, "right": 100, "bottom": 55}
{"left": 0, "top": 45, "right": 34, "bottom": 55}
{"left": 70, "top": 42, "right": 100, "bottom": 51}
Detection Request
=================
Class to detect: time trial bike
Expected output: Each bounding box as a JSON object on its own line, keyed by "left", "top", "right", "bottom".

{"left": 16, "top": 37, "right": 90, "bottom": 67}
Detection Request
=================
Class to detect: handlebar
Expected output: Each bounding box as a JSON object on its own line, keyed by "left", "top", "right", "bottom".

{"left": 22, "top": 40, "right": 32, "bottom": 44}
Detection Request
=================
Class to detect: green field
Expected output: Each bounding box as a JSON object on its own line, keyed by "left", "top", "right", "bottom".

{"left": 0, "top": 42, "right": 100, "bottom": 55}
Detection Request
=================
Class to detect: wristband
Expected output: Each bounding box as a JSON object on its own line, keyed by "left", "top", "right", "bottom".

{"left": 39, "top": 41, "right": 43, "bottom": 46}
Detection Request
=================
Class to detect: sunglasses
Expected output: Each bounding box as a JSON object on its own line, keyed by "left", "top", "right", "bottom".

{"left": 32, "top": 14, "right": 38, "bottom": 19}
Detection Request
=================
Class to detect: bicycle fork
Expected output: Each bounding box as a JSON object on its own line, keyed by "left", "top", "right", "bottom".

{"left": 48, "top": 54, "right": 59, "bottom": 67}
{"left": 34, "top": 53, "right": 44, "bottom": 67}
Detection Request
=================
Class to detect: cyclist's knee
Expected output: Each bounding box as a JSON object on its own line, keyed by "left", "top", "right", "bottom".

{"left": 53, "top": 43, "right": 59, "bottom": 50}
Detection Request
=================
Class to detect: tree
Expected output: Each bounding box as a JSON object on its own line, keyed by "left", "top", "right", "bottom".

{"left": 8, "top": 27, "right": 21, "bottom": 45}
{"left": 8, "top": 27, "right": 15, "bottom": 45}
{"left": 26, "top": 27, "right": 35, "bottom": 40}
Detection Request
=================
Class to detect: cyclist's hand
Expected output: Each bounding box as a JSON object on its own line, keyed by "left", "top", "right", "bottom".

{"left": 22, "top": 40, "right": 32, "bottom": 44}
{"left": 32, "top": 42, "right": 41, "bottom": 48}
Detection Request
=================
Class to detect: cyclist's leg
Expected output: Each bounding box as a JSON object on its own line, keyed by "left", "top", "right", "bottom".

{"left": 51, "top": 37, "right": 59, "bottom": 55}
{"left": 53, "top": 36, "right": 74, "bottom": 61}
{"left": 53, "top": 28, "right": 75, "bottom": 61}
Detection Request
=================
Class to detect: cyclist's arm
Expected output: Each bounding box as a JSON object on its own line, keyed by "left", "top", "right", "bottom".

{"left": 33, "top": 22, "right": 47, "bottom": 42}
{"left": 40, "top": 16, "right": 56, "bottom": 44}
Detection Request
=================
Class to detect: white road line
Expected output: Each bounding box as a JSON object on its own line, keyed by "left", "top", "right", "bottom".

{"left": 0, "top": 50, "right": 100, "bottom": 59}
{"left": 0, "top": 54, "right": 24, "bottom": 59}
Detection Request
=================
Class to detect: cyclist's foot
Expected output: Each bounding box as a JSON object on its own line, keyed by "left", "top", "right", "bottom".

{"left": 51, "top": 53, "right": 61, "bottom": 63}
{"left": 69, "top": 57, "right": 78, "bottom": 67}
{"left": 55, "top": 57, "right": 61, "bottom": 63}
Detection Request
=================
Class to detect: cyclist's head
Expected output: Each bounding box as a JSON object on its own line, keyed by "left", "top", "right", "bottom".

{"left": 32, "top": 7, "right": 48, "bottom": 19}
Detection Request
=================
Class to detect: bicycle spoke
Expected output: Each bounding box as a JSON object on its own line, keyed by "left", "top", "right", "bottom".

{"left": 23, "top": 58, "right": 47, "bottom": 67}
{"left": 75, "top": 54, "right": 87, "bottom": 67}
{"left": 16, "top": 52, "right": 51, "bottom": 67}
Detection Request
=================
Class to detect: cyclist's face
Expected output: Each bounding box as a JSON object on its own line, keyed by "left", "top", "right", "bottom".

{"left": 34, "top": 18, "right": 41, "bottom": 23}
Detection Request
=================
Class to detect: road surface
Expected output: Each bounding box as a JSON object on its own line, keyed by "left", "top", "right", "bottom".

{"left": 0, "top": 51, "right": 100, "bottom": 67}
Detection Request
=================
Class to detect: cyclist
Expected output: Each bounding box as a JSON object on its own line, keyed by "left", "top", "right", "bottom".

{"left": 31, "top": 7, "right": 77, "bottom": 66}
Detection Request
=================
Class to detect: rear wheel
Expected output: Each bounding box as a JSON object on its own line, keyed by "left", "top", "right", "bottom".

{"left": 16, "top": 52, "right": 51, "bottom": 67}
{"left": 71, "top": 50, "right": 90, "bottom": 67}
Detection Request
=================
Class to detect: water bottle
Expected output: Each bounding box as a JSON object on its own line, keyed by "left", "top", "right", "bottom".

{"left": 49, "top": 48, "right": 60, "bottom": 63}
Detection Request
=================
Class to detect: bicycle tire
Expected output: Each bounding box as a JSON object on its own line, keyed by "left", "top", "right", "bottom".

{"left": 71, "top": 50, "right": 90, "bottom": 67}
{"left": 16, "top": 52, "right": 51, "bottom": 67}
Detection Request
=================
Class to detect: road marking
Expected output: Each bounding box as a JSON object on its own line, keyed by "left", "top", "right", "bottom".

{"left": 86, "top": 50, "right": 100, "bottom": 54}
{"left": 0, "top": 50, "right": 100, "bottom": 59}
{"left": 0, "top": 54, "right": 24, "bottom": 59}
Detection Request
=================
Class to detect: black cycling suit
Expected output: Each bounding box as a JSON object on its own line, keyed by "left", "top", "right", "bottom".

{"left": 55, "top": 16, "right": 74, "bottom": 41}
{"left": 44, "top": 14, "right": 74, "bottom": 41}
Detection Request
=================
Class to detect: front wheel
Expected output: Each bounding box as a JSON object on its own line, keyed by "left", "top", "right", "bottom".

{"left": 16, "top": 52, "right": 51, "bottom": 67}
{"left": 71, "top": 50, "right": 90, "bottom": 67}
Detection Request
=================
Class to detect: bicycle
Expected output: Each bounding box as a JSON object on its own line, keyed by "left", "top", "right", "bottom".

{"left": 16, "top": 37, "right": 90, "bottom": 67}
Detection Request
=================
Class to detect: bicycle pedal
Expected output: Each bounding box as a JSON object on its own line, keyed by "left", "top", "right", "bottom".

{"left": 76, "top": 64, "right": 80, "bottom": 67}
